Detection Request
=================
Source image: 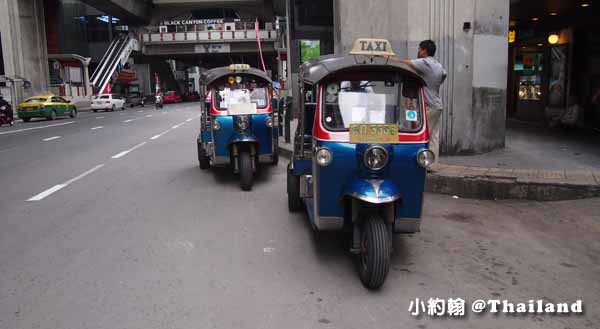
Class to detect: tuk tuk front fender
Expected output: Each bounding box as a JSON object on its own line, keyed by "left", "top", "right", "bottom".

{"left": 343, "top": 178, "right": 402, "bottom": 205}
{"left": 228, "top": 133, "right": 259, "bottom": 146}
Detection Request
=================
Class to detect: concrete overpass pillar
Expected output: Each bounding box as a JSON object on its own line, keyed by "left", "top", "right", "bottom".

{"left": 334, "top": 0, "right": 509, "bottom": 155}
{"left": 0, "top": 0, "right": 50, "bottom": 99}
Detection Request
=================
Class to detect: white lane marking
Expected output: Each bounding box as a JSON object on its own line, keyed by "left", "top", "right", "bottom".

{"left": 119, "top": 113, "right": 125, "bottom": 115}
{"left": 186, "top": 118, "right": 193, "bottom": 122}
{"left": 96, "top": 116, "right": 104, "bottom": 119}
{"left": 172, "top": 124, "right": 181, "bottom": 129}
{"left": 91, "top": 126, "right": 103, "bottom": 130}
{"left": 28, "top": 185, "right": 66, "bottom": 202}
{"left": 27, "top": 164, "right": 105, "bottom": 201}
{"left": 138, "top": 110, "right": 143, "bottom": 113}
{"left": 150, "top": 134, "right": 162, "bottom": 140}
{"left": 43, "top": 136, "right": 62, "bottom": 141}
{"left": 62, "top": 164, "right": 105, "bottom": 185}
{"left": 145, "top": 114, "right": 153, "bottom": 118}
{"left": 0, "top": 121, "right": 75, "bottom": 135}
{"left": 124, "top": 119, "right": 136, "bottom": 123}
{"left": 111, "top": 142, "right": 147, "bottom": 159}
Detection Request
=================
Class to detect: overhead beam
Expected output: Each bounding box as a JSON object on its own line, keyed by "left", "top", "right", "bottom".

{"left": 79, "top": 0, "right": 151, "bottom": 24}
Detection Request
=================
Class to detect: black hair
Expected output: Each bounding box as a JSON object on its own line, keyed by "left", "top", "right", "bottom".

{"left": 419, "top": 40, "right": 436, "bottom": 57}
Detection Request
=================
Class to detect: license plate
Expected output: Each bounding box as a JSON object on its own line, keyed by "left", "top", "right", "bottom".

{"left": 349, "top": 124, "right": 399, "bottom": 144}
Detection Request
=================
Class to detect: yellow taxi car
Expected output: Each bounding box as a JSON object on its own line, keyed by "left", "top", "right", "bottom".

{"left": 17, "top": 94, "right": 78, "bottom": 122}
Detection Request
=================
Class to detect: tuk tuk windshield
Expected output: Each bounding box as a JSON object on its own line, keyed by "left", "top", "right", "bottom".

{"left": 214, "top": 84, "right": 268, "bottom": 111}
{"left": 321, "top": 79, "right": 422, "bottom": 132}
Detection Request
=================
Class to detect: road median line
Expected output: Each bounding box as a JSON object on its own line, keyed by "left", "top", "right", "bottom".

{"left": 0, "top": 121, "right": 75, "bottom": 135}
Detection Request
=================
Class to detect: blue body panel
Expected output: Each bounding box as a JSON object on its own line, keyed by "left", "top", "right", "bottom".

{"left": 314, "top": 141, "right": 427, "bottom": 219}
{"left": 204, "top": 114, "right": 274, "bottom": 158}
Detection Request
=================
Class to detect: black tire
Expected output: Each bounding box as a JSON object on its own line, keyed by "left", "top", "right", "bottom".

{"left": 287, "top": 164, "right": 302, "bottom": 211}
{"left": 48, "top": 110, "right": 57, "bottom": 121}
{"left": 130, "top": 104, "right": 134, "bottom": 108}
{"left": 357, "top": 214, "right": 392, "bottom": 290}
{"left": 111, "top": 105, "right": 116, "bottom": 112}
{"left": 69, "top": 108, "right": 77, "bottom": 118}
{"left": 23, "top": 117, "right": 31, "bottom": 122}
{"left": 198, "top": 142, "right": 210, "bottom": 169}
{"left": 93, "top": 109, "right": 97, "bottom": 113}
{"left": 239, "top": 150, "right": 253, "bottom": 191}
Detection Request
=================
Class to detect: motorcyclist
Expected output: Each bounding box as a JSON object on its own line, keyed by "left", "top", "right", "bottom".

{"left": 0, "top": 94, "right": 14, "bottom": 124}
{"left": 155, "top": 92, "right": 164, "bottom": 108}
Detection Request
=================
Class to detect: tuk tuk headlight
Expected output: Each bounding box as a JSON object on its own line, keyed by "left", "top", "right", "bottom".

{"left": 315, "top": 147, "right": 333, "bottom": 166}
{"left": 364, "top": 145, "right": 389, "bottom": 170}
{"left": 265, "top": 117, "right": 273, "bottom": 127}
{"left": 212, "top": 119, "right": 221, "bottom": 130}
{"left": 417, "top": 149, "right": 435, "bottom": 168}
{"left": 237, "top": 115, "right": 250, "bottom": 130}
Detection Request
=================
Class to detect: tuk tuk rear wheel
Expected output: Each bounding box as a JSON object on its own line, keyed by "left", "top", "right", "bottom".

{"left": 357, "top": 214, "right": 391, "bottom": 290}
{"left": 198, "top": 143, "right": 210, "bottom": 170}
{"left": 287, "top": 164, "right": 302, "bottom": 212}
{"left": 239, "top": 151, "right": 253, "bottom": 191}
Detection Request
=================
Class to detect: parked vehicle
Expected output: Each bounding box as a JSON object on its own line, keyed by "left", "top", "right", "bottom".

{"left": 91, "top": 94, "right": 126, "bottom": 112}
{"left": 163, "top": 91, "right": 183, "bottom": 104}
{"left": 126, "top": 93, "right": 145, "bottom": 108}
{"left": 197, "top": 64, "right": 279, "bottom": 191}
{"left": 17, "top": 95, "right": 78, "bottom": 122}
{"left": 183, "top": 92, "right": 201, "bottom": 102}
{"left": 286, "top": 39, "right": 435, "bottom": 289}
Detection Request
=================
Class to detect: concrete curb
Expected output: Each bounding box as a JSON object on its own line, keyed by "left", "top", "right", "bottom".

{"left": 425, "top": 173, "right": 600, "bottom": 201}
{"left": 278, "top": 139, "right": 600, "bottom": 201}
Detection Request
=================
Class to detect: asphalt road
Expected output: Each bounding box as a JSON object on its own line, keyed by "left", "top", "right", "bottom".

{"left": 0, "top": 102, "right": 598, "bottom": 329}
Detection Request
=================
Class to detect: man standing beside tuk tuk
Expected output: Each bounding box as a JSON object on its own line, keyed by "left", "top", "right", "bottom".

{"left": 397, "top": 40, "right": 447, "bottom": 160}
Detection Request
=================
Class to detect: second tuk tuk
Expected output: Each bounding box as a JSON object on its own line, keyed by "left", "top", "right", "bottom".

{"left": 286, "top": 39, "right": 435, "bottom": 289}
{"left": 197, "top": 64, "right": 279, "bottom": 190}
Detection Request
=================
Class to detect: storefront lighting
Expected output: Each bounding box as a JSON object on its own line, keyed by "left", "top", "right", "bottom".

{"left": 548, "top": 34, "right": 560, "bottom": 45}
{"left": 532, "top": 17, "right": 539, "bottom": 21}
{"left": 581, "top": 3, "right": 590, "bottom": 7}
{"left": 549, "top": 12, "right": 558, "bottom": 16}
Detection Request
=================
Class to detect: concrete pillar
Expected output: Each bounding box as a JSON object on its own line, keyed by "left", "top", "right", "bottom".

{"left": 0, "top": 0, "right": 50, "bottom": 100}
{"left": 333, "top": 0, "right": 509, "bottom": 155}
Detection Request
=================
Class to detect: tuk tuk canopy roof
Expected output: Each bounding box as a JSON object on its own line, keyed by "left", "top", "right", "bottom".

{"left": 200, "top": 66, "right": 272, "bottom": 86}
{"left": 299, "top": 54, "right": 426, "bottom": 86}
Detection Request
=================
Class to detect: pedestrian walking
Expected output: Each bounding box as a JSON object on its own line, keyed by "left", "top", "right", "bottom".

{"left": 395, "top": 40, "right": 446, "bottom": 160}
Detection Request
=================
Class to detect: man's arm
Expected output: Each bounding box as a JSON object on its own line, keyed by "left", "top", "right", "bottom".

{"left": 389, "top": 56, "right": 423, "bottom": 73}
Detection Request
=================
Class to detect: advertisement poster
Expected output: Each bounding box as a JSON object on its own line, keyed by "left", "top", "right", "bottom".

{"left": 300, "top": 40, "right": 320, "bottom": 63}
{"left": 548, "top": 45, "right": 568, "bottom": 108}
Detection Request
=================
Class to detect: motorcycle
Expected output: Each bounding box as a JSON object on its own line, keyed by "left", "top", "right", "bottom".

{"left": 155, "top": 95, "right": 163, "bottom": 109}
{"left": 0, "top": 105, "right": 14, "bottom": 127}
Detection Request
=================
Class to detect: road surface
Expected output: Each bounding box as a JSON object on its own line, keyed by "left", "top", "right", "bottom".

{"left": 0, "top": 102, "right": 598, "bottom": 329}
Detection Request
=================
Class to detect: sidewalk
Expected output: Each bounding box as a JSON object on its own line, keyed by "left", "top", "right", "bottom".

{"left": 278, "top": 119, "right": 600, "bottom": 201}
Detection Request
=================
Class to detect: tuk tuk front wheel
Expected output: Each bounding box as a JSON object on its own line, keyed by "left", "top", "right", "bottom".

{"left": 357, "top": 214, "right": 392, "bottom": 290}
{"left": 239, "top": 150, "right": 253, "bottom": 191}
{"left": 287, "top": 165, "right": 302, "bottom": 212}
{"left": 198, "top": 143, "right": 210, "bottom": 170}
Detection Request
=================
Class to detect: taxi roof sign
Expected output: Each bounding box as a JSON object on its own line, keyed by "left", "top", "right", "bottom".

{"left": 229, "top": 64, "right": 251, "bottom": 71}
{"left": 349, "top": 38, "right": 395, "bottom": 57}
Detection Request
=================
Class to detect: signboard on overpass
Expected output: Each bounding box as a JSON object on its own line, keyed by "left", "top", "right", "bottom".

{"left": 160, "top": 18, "right": 240, "bottom": 25}
{"left": 194, "top": 44, "right": 231, "bottom": 54}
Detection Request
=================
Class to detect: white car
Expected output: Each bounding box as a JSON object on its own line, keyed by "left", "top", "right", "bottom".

{"left": 91, "top": 94, "right": 126, "bottom": 112}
